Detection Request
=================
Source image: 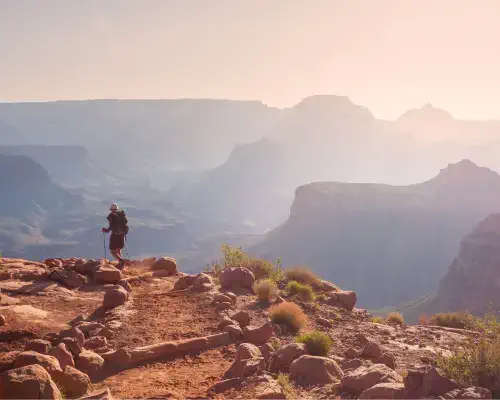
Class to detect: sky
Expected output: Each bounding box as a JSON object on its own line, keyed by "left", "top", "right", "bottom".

{"left": 1, "top": 0, "right": 499, "bottom": 120}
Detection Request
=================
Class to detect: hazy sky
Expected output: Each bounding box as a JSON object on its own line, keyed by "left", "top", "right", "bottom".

{"left": 1, "top": 0, "right": 499, "bottom": 119}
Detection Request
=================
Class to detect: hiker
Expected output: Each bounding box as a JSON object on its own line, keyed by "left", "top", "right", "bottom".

{"left": 102, "top": 203, "right": 129, "bottom": 268}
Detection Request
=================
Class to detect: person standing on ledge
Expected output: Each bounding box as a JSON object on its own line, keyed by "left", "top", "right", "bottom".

{"left": 102, "top": 203, "right": 129, "bottom": 269}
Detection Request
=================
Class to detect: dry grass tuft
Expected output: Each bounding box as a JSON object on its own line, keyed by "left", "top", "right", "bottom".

{"left": 387, "top": 312, "right": 404, "bottom": 325}
{"left": 252, "top": 279, "right": 278, "bottom": 303}
{"left": 269, "top": 302, "right": 308, "bottom": 332}
{"left": 284, "top": 267, "right": 319, "bottom": 286}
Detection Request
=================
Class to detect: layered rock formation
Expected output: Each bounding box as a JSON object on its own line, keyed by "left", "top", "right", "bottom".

{"left": 251, "top": 160, "right": 500, "bottom": 308}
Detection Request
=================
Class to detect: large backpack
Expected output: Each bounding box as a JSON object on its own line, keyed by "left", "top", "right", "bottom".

{"left": 114, "top": 210, "right": 129, "bottom": 236}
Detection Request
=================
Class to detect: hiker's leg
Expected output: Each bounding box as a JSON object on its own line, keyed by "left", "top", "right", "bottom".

{"left": 116, "top": 249, "right": 123, "bottom": 260}
{"left": 110, "top": 249, "right": 121, "bottom": 261}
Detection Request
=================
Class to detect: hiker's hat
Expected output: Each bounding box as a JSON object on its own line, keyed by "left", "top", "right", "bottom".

{"left": 110, "top": 203, "right": 119, "bottom": 211}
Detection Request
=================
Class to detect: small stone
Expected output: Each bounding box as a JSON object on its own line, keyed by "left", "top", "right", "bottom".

{"left": 290, "top": 355, "right": 344, "bottom": 385}
{"left": 218, "top": 317, "right": 236, "bottom": 330}
{"left": 345, "top": 347, "right": 359, "bottom": 358}
{"left": 243, "top": 322, "right": 274, "bottom": 345}
{"left": 216, "top": 302, "right": 233, "bottom": 311}
{"left": 116, "top": 279, "right": 132, "bottom": 293}
{"left": 231, "top": 310, "right": 251, "bottom": 328}
{"left": 103, "top": 286, "right": 128, "bottom": 309}
{"left": 49, "top": 343, "right": 75, "bottom": 369}
{"left": 0, "top": 315, "right": 5, "bottom": 326}
{"left": 317, "top": 317, "right": 333, "bottom": 327}
{"left": 55, "top": 365, "right": 90, "bottom": 398}
{"left": 61, "top": 337, "right": 82, "bottom": 357}
{"left": 223, "top": 324, "right": 243, "bottom": 341}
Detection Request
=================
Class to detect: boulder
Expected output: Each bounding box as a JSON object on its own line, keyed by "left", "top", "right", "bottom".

{"left": 49, "top": 269, "right": 86, "bottom": 289}
{"left": 327, "top": 290, "right": 357, "bottom": 311}
{"left": 223, "top": 343, "right": 266, "bottom": 379}
{"left": 342, "top": 364, "right": 403, "bottom": 394}
{"left": 25, "top": 339, "right": 52, "bottom": 354}
{"left": 243, "top": 322, "right": 274, "bottom": 345}
{"left": 76, "top": 350, "right": 104, "bottom": 377}
{"left": 216, "top": 302, "right": 233, "bottom": 311}
{"left": 116, "top": 279, "right": 132, "bottom": 293}
{"left": 191, "top": 273, "right": 215, "bottom": 292}
{"left": 223, "top": 324, "right": 243, "bottom": 341}
{"left": 151, "top": 257, "right": 177, "bottom": 275}
{"left": 103, "top": 286, "right": 128, "bottom": 309}
{"left": 231, "top": 310, "right": 251, "bottom": 328}
{"left": 218, "top": 316, "right": 236, "bottom": 330}
{"left": 363, "top": 341, "right": 383, "bottom": 358}
{"left": 219, "top": 267, "right": 255, "bottom": 289}
{"left": 0, "top": 364, "right": 62, "bottom": 399}
{"left": 290, "top": 355, "right": 344, "bottom": 385}
{"left": 74, "top": 322, "right": 106, "bottom": 337}
{"left": 259, "top": 343, "right": 274, "bottom": 363}
{"left": 270, "top": 343, "right": 308, "bottom": 373}
{"left": 422, "top": 367, "right": 460, "bottom": 397}
{"left": 444, "top": 387, "right": 492, "bottom": 399}
{"left": 49, "top": 343, "right": 75, "bottom": 369}
{"left": 55, "top": 365, "right": 90, "bottom": 398}
{"left": 45, "top": 258, "right": 64, "bottom": 268}
{"left": 345, "top": 347, "right": 360, "bottom": 358}
{"left": 75, "top": 260, "right": 101, "bottom": 275}
{"left": 0, "top": 351, "right": 19, "bottom": 373}
{"left": 173, "top": 274, "right": 195, "bottom": 291}
{"left": 84, "top": 336, "right": 108, "bottom": 350}
{"left": 61, "top": 337, "right": 82, "bottom": 357}
{"left": 214, "top": 293, "right": 233, "bottom": 304}
{"left": 223, "top": 292, "right": 237, "bottom": 305}
{"left": 59, "top": 327, "right": 85, "bottom": 347}
{"left": 341, "top": 358, "right": 363, "bottom": 372}
{"left": 376, "top": 353, "right": 396, "bottom": 369}
{"left": 14, "top": 351, "right": 62, "bottom": 379}
{"left": 357, "top": 333, "right": 369, "bottom": 345}
{"left": 94, "top": 265, "right": 122, "bottom": 284}
{"left": 359, "top": 382, "right": 406, "bottom": 399}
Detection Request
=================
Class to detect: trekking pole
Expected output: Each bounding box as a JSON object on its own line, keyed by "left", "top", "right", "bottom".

{"left": 103, "top": 231, "right": 107, "bottom": 261}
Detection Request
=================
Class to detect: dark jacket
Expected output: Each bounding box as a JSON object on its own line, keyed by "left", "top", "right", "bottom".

{"left": 105, "top": 211, "right": 128, "bottom": 235}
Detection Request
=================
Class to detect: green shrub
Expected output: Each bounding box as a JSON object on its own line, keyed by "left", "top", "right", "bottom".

{"left": 269, "top": 302, "right": 308, "bottom": 332}
{"left": 286, "top": 280, "right": 315, "bottom": 302}
{"left": 277, "top": 373, "right": 295, "bottom": 398}
{"left": 284, "top": 267, "right": 319, "bottom": 285}
{"left": 430, "top": 312, "right": 475, "bottom": 329}
{"left": 205, "top": 243, "right": 283, "bottom": 283}
{"left": 371, "top": 316, "right": 386, "bottom": 324}
{"left": 252, "top": 279, "right": 278, "bottom": 303}
{"left": 295, "top": 331, "right": 333, "bottom": 356}
{"left": 269, "top": 337, "right": 282, "bottom": 350}
{"left": 438, "top": 312, "right": 500, "bottom": 394}
{"left": 387, "top": 312, "right": 404, "bottom": 325}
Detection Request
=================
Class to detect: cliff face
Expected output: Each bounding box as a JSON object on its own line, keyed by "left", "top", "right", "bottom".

{"left": 251, "top": 160, "right": 500, "bottom": 309}
{"left": 434, "top": 213, "right": 500, "bottom": 315}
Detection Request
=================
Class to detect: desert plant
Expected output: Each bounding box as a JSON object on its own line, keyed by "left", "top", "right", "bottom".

{"left": 438, "top": 312, "right": 500, "bottom": 394}
{"left": 387, "top": 312, "right": 404, "bottom": 325}
{"left": 286, "top": 280, "right": 315, "bottom": 302}
{"left": 277, "top": 373, "right": 295, "bottom": 397}
{"left": 295, "top": 331, "right": 333, "bottom": 356}
{"left": 430, "top": 312, "right": 475, "bottom": 329}
{"left": 206, "top": 244, "right": 284, "bottom": 283}
{"left": 253, "top": 279, "right": 278, "bottom": 303}
{"left": 284, "top": 266, "right": 319, "bottom": 286}
{"left": 371, "top": 316, "right": 386, "bottom": 324}
{"left": 269, "top": 337, "right": 282, "bottom": 350}
{"left": 269, "top": 302, "right": 308, "bottom": 332}
{"left": 419, "top": 314, "right": 429, "bottom": 325}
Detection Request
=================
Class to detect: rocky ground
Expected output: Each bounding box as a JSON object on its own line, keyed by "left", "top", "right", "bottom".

{"left": 0, "top": 256, "right": 493, "bottom": 399}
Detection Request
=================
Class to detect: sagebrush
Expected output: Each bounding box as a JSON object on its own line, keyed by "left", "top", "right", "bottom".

{"left": 269, "top": 302, "right": 308, "bottom": 332}
{"left": 284, "top": 266, "right": 319, "bottom": 285}
{"left": 286, "top": 280, "right": 315, "bottom": 302}
{"left": 387, "top": 312, "right": 404, "bottom": 325}
{"left": 205, "top": 243, "right": 283, "bottom": 283}
{"left": 430, "top": 312, "right": 474, "bottom": 329}
{"left": 371, "top": 316, "right": 386, "bottom": 324}
{"left": 252, "top": 279, "right": 277, "bottom": 303}
{"left": 438, "top": 312, "right": 500, "bottom": 394}
{"left": 295, "top": 331, "right": 333, "bottom": 356}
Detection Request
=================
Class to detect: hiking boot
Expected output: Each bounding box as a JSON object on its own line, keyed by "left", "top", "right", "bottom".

{"left": 116, "top": 260, "right": 125, "bottom": 270}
